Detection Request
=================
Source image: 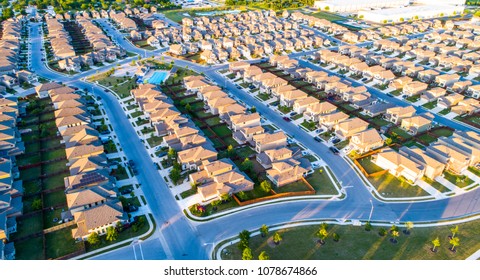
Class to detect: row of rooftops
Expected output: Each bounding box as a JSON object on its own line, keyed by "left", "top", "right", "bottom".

{"left": 32, "top": 82, "right": 125, "bottom": 240}
{"left": 0, "top": 19, "right": 21, "bottom": 74}
{"left": 45, "top": 17, "right": 76, "bottom": 60}
{"left": 0, "top": 95, "right": 24, "bottom": 260}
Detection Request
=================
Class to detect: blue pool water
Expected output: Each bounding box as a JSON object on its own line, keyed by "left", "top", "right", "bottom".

{"left": 148, "top": 71, "right": 168, "bottom": 85}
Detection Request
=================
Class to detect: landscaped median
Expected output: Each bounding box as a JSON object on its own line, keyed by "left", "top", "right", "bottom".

{"left": 214, "top": 218, "right": 480, "bottom": 260}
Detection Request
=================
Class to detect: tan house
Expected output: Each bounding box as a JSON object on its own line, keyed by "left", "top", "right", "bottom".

{"left": 319, "top": 111, "right": 349, "bottom": 128}
{"left": 401, "top": 115, "right": 432, "bottom": 135}
{"left": 293, "top": 96, "right": 318, "bottom": 114}
{"left": 71, "top": 202, "right": 125, "bottom": 241}
{"left": 334, "top": 118, "right": 369, "bottom": 139}
{"left": 373, "top": 148, "right": 425, "bottom": 183}
{"left": 266, "top": 160, "right": 308, "bottom": 187}
{"left": 229, "top": 113, "right": 261, "bottom": 132}
{"left": 435, "top": 74, "right": 460, "bottom": 88}
{"left": 399, "top": 146, "right": 445, "bottom": 180}
{"left": 280, "top": 90, "right": 308, "bottom": 107}
{"left": 384, "top": 106, "right": 416, "bottom": 124}
{"left": 350, "top": 128, "right": 384, "bottom": 154}
{"left": 252, "top": 131, "right": 287, "bottom": 153}
{"left": 426, "top": 143, "right": 471, "bottom": 174}
{"left": 233, "top": 125, "right": 265, "bottom": 145}
{"left": 65, "top": 144, "right": 104, "bottom": 162}
{"left": 304, "top": 102, "right": 337, "bottom": 122}
{"left": 437, "top": 93, "right": 465, "bottom": 109}
{"left": 403, "top": 81, "right": 428, "bottom": 96}
{"left": 177, "top": 146, "right": 217, "bottom": 170}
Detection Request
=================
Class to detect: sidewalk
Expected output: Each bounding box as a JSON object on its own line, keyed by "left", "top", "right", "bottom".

{"left": 434, "top": 176, "right": 465, "bottom": 194}
{"left": 417, "top": 179, "right": 446, "bottom": 199}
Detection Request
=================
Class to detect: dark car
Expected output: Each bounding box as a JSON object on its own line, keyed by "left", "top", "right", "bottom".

{"left": 120, "top": 187, "right": 133, "bottom": 195}
{"left": 314, "top": 136, "right": 322, "bottom": 142}
{"left": 283, "top": 117, "right": 292, "bottom": 122}
{"left": 236, "top": 86, "right": 242, "bottom": 89}
{"left": 41, "top": 58, "right": 45, "bottom": 61}
{"left": 128, "top": 160, "right": 135, "bottom": 167}
{"left": 290, "top": 112, "right": 298, "bottom": 116}
{"left": 332, "top": 138, "right": 341, "bottom": 144}
{"left": 104, "top": 89, "right": 109, "bottom": 92}
{"left": 329, "top": 147, "right": 340, "bottom": 154}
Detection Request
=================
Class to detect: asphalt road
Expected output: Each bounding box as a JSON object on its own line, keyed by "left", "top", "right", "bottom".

{"left": 27, "top": 20, "right": 480, "bottom": 260}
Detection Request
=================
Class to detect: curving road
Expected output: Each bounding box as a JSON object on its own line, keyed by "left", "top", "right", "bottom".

{"left": 28, "top": 20, "right": 480, "bottom": 260}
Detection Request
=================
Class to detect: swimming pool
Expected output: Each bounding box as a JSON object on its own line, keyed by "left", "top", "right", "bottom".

{"left": 148, "top": 71, "right": 169, "bottom": 85}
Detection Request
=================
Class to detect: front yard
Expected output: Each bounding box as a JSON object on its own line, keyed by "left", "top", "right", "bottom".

{"left": 305, "top": 168, "right": 339, "bottom": 196}
{"left": 443, "top": 171, "right": 474, "bottom": 188}
{"left": 368, "top": 173, "right": 430, "bottom": 198}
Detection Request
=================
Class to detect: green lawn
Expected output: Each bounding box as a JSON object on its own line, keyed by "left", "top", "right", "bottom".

{"left": 42, "top": 148, "right": 66, "bottom": 161}
{"left": 275, "top": 179, "right": 312, "bottom": 194}
{"left": 23, "top": 180, "right": 42, "bottom": 195}
{"left": 301, "top": 120, "right": 317, "bottom": 131}
{"left": 468, "top": 166, "right": 480, "bottom": 177}
{"left": 278, "top": 105, "right": 293, "bottom": 114}
{"left": 422, "top": 101, "right": 437, "bottom": 109}
{"left": 390, "top": 127, "right": 413, "bottom": 140}
{"left": 304, "top": 154, "right": 318, "bottom": 162}
{"left": 180, "top": 187, "right": 197, "bottom": 199}
{"left": 112, "top": 78, "right": 137, "bottom": 98}
{"left": 291, "top": 113, "right": 303, "bottom": 120}
{"left": 205, "top": 116, "right": 222, "bottom": 126}
{"left": 112, "top": 165, "right": 130, "bottom": 181}
{"left": 43, "top": 173, "right": 69, "bottom": 190}
{"left": 44, "top": 208, "right": 64, "bottom": 229}
{"left": 438, "top": 108, "right": 451, "bottom": 115}
{"left": 306, "top": 168, "right": 339, "bottom": 195}
{"left": 423, "top": 177, "right": 451, "bottom": 193}
{"left": 45, "top": 226, "right": 84, "bottom": 259}
{"left": 17, "top": 154, "right": 41, "bottom": 167}
{"left": 443, "top": 171, "right": 474, "bottom": 188}
{"left": 235, "top": 146, "right": 256, "bottom": 159}
{"left": 212, "top": 125, "right": 232, "bottom": 138}
{"left": 221, "top": 220, "right": 480, "bottom": 260}
{"left": 130, "top": 111, "right": 144, "bottom": 118}
{"left": 12, "top": 214, "right": 44, "bottom": 239}
{"left": 334, "top": 140, "right": 350, "bottom": 150}
{"left": 357, "top": 157, "right": 384, "bottom": 174}
{"left": 20, "top": 166, "right": 41, "bottom": 181}
{"left": 406, "top": 95, "right": 420, "bottom": 103}
{"left": 14, "top": 236, "right": 44, "bottom": 260}
{"left": 147, "top": 135, "right": 163, "bottom": 147}
{"left": 368, "top": 173, "right": 430, "bottom": 198}
{"left": 43, "top": 190, "right": 67, "bottom": 208}
{"left": 432, "top": 128, "right": 453, "bottom": 138}
{"left": 257, "top": 93, "right": 271, "bottom": 101}
{"left": 370, "top": 117, "right": 390, "bottom": 127}
{"left": 416, "top": 133, "right": 438, "bottom": 145}
{"left": 43, "top": 160, "right": 67, "bottom": 175}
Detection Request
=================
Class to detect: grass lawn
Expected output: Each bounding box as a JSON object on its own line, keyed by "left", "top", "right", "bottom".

{"left": 368, "top": 173, "right": 430, "bottom": 198}
{"left": 468, "top": 166, "right": 480, "bottom": 177}
{"left": 14, "top": 236, "right": 44, "bottom": 260}
{"left": 17, "top": 154, "right": 41, "bottom": 167}
{"left": 235, "top": 146, "right": 256, "bottom": 159}
{"left": 190, "top": 199, "right": 239, "bottom": 217}
{"left": 130, "top": 111, "right": 144, "bottom": 118}
{"left": 422, "top": 101, "right": 437, "bottom": 109}
{"left": 44, "top": 208, "right": 64, "bottom": 229}
{"left": 432, "top": 128, "right": 453, "bottom": 138}
{"left": 304, "top": 154, "right": 318, "bottom": 162}
{"left": 112, "top": 165, "right": 130, "bottom": 181}
{"left": 221, "top": 220, "right": 480, "bottom": 260}
{"left": 291, "top": 113, "right": 303, "bottom": 120}
{"left": 306, "top": 168, "right": 339, "bottom": 195}
{"left": 406, "top": 95, "right": 420, "bottom": 103}
{"left": 423, "top": 177, "right": 450, "bottom": 193}
{"left": 416, "top": 133, "right": 438, "bottom": 144}
{"left": 43, "top": 190, "right": 67, "bottom": 208}
{"left": 357, "top": 157, "right": 383, "bottom": 174}
{"left": 147, "top": 135, "right": 163, "bottom": 147}
{"left": 45, "top": 226, "right": 84, "bottom": 259}
{"left": 23, "top": 180, "right": 42, "bottom": 195}
{"left": 205, "top": 116, "right": 222, "bottom": 126}
{"left": 438, "top": 108, "right": 451, "bottom": 115}
{"left": 43, "top": 173, "right": 69, "bottom": 190}
{"left": 42, "top": 148, "right": 66, "bottom": 161}
{"left": 443, "top": 171, "right": 474, "bottom": 188}
{"left": 370, "top": 117, "right": 390, "bottom": 127}
{"left": 25, "top": 142, "right": 40, "bottom": 154}
{"left": 334, "top": 140, "right": 350, "bottom": 150}
{"left": 43, "top": 160, "right": 67, "bottom": 175}
{"left": 257, "top": 93, "right": 271, "bottom": 101}
{"left": 180, "top": 187, "right": 197, "bottom": 199}
{"left": 301, "top": 120, "right": 317, "bottom": 131}
{"left": 211, "top": 125, "right": 232, "bottom": 138}
{"left": 20, "top": 166, "right": 41, "bottom": 181}
{"left": 390, "top": 127, "right": 413, "bottom": 140}
{"left": 275, "top": 180, "right": 312, "bottom": 193}
{"left": 12, "top": 214, "right": 44, "bottom": 239}
{"left": 278, "top": 105, "right": 293, "bottom": 114}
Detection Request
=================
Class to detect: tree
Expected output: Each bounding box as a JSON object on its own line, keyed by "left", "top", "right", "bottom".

{"left": 404, "top": 221, "right": 414, "bottom": 234}
{"left": 383, "top": 20, "right": 388, "bottom": 24}
{"left": 320, "top": 222, "right": 329, "bottom": 231}
{"left": 332, "top": 232, "right": 340, "bottom": 242}
{"left": 390, "top": 230, "right": 399, "bottom": 243}
{"left": 260, "top": 180, "right": 272, "bottom": 193}
{"left": 226, "top": 144, "right": 234, "bottom": 157}
{"left": 385, "top": 138, "right": 393, "bottom": 145}
{"left": 390, "top": 225, "right": 398, "bottom": 232}
{"left": 450, "top": 225, "right": 459, "bottom": 238}
{"left": 167, "top": 148, "right": 177, "bottom": 160}
{"left": 273, "top": 232, "right": 282, "bottom": 245}
{"left": 399, "top": 17, "right": 405, "bottom": 22}
{"left": 87, "top": 232, "right": 100, "bottom": 247}
{"left": 365, "top": 221, "right": 373, "bottom": 231}
{"left": 106, "top": 226, "right": 118, "bottom": 242}
{"left": 260, "top": 224, "right": 269, "bottom": 237}
{"left": 379, "top": 228, "right": 387, "bottom": 236}
{"left": 32, "top": 198, "right": 42, "bottom": 211}
{"left": 220, "top": 193, "right": 230, "bottom": 202}
{"left": 250, "top": 106, "right": 257, "bottom": 113}
{"left": 258, "top": 251, "right": 270, "bottom": 260}
{"left": 169, "top": 167, "right": 181, "bottom": 185}
{"left": 240, "top": 158, "right": 253, "bottom": 172}
{"left": 242, "top": 247, "right": 253, "bottom": 260}
{"left": 324, "top": 6, "right": 329, "bottom": 11}
{"left": 238, "top": 230, "right": 251, "bottom": 251}
{"left": 316, "top": 228, "right": 328, "bottom": 244}
{"left": 449, "top": 237, "right": 460, "bottom": 252}
{"left": 185, "top": 103, "right": 191, "bottom": 111}
{"left": 431, "top": 237, "right": 440, "bottom": 252}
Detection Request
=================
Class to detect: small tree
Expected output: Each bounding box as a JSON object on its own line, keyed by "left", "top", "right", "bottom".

{"left": 391, "top": 230, "right": 399, "bottom": 243}
{"left": 449, "top": 237, "right": 460, "bottom": 252}
{"left": 242, "top": 247, "right": 253, "bottom": 260}
{"left": 332, "top": 232, "right": 340, "bottom": 242}
{"left": 87, "top": 232, "right": 100, "bottom": 248}
{"left": 431, "top": 237, "right": 440, "bottom": 252}
{"left": 226, "top": 144, "right": 234, "bottom": 157}
{"left": 32, "top": 198, "right": 42, "bottom": 211}
{"left": 450, "top": 225, "right": 459, "bottom": 238}
{"left": 324, "top": 6, "right": 330, "bottom": 11}
{"left": 250, "top": 106, "right": 257, "bottom": 113}
{"left": 404, "top": 221, "right": 414, "bottom": 235}
{"left": 258, "top": 251, "right": 270, "bottom": 260}
{"left": 320, "top": 222, "right": 329, "bottom": 231}
{"left": 385, "top": 138, "right": 393, "bottom": 145}
{"left": 260, "top": 180, "right": 272, "bottom": 193}
{"left": 238, "top": 230, "right": 251, "bottom": 251}
{"left": 260, "top": 224, "right": 269, "bottom": 237}
{"left": 390, "top": 225, "right": 398, "bottom": 232}
{"left": 167, "top": 148, "right": 177, "bottom": 160}
{"left": 365, "top": 221, "right": 373, "bottom": 231}
{"left": 169, "top": 167, "right": 181, "bottom": 185}
{"left": 316, "top": 228, "right": 328, "bottom": 244}
{"left": 106, "top": 226, "right": 118, "bottom": 242}
{"left": 240, "top": 158, "right": 253, "bottom": 172}
{"left": 185, "top": 103, "right": 191, "bottom": 111}
{"left": 273, "top": 232, "right": 282, "bottom": 245}
{"left": 379, "top": 228, "right": 387, "bottom": 236}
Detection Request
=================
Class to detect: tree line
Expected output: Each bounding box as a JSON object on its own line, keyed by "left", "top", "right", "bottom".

{"left": 225, "top": 0, "right": 314, "bottom": 11}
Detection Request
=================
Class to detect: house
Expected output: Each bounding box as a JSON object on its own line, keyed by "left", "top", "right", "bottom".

{"left": 190, "top": 159, "right": 254, "bottom": 201}
{"left": 279, "top": 90, "right": 308, "bottom": 107}
{"left": 256, "top": 147, "right": 293, "bottom": 169}
{"left": 304, "top": 102, "right": 337, "bottom": 122}
{"left": 437, "top": 93, "right": 465, "bottom": 109}
{"left": 389, "top": 76, "right": 412, "bottom": 90}
{"left": 384, "top": 106, "right": 416, "bottom": 124}
{"left": 65, "top": 144, "right": 104, "bottom": 162}
{"left": 266, "top": 159, "right": 309, "bottom": 187}
{"left": 451, "top": 98, "right": 480, "bottom": 115}
{"left": 229, "top": 113, "right": 261, "bottom": 132}
{"left": 350, "top": 128, "right": 384, "bottom": 154}
{"left": 426, "top": 143, "right": 471, "bottom": 174}
{"left": 403, "top": 81, "right": 428, "bottom": 96}
{"left": 373, "top": 148, "right": 425, "bottom": 183}
{"left": 293, "top": 96, "right": 318, "bottom": 114}
{"left": 35, "top": 82, "right": 63, "bottom": 98}
{"left": 319, "top": 111, "right": 349, "bottom": 129}
{"left": 363, "top": 103, "right": 395, "bottom": 118}
{"left": 417, "top": 69, "right": 440, "bottom": 84}
{"left": 66, "top": 186, "right": 116, "bottom": 213}
{"left": 16, "top": 70, "right": 37, "bottom": 84}
{"left": 334, "top": 118, "right": 369, "bottom": 140}
{"left": 435, "top": 74, "right": 460, "bottom": 88}
{"left": 399, "top": 146, "right": 445, "bottom": 180}
{"left": 177, "top": 146, "right": 217, "bottom": 170}
{"left": 233, "top": 125, "right": 265, "bottom": 145}
{"left": 467, "top": 85, "right": 480, "bottom": 99}
{"left": 169, "top": 44, "right": 185, "bottom": 56}
{"left": 71, "top": 202, "right": 125, "bottom": 241}
{"left": 400, "top": 115, "right": 432, "bottom": 135}
{"left": 252, "top": 131, "right": 287, "bottom": 153}
{"left": 421, "top": 87, "right": 447, "bottom": 103}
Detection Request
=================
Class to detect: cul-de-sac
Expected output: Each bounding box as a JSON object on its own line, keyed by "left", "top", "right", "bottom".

{"left": 1, "top": 0, "right": 480, "bottom": 260}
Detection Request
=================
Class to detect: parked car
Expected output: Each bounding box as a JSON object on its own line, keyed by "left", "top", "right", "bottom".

{"left": 329, "top": 147, "right": 340, "bottom": 154}
{"left": 290, "top": 112, "right": 298, "bottom": 116}
{"left": 283, "top": 117, "right": 292, "bottom": 122}
{"left": 128, "top": 160, "right": 135, "bottom": 167}
{"left": 332, "top": 138, "right": 341, "bottom": 144}
{"left": 236, "top": 85, "right": 242, "bottom": 89}
{"left": 314, "top": 136, "right": 322, "bottom": 142}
